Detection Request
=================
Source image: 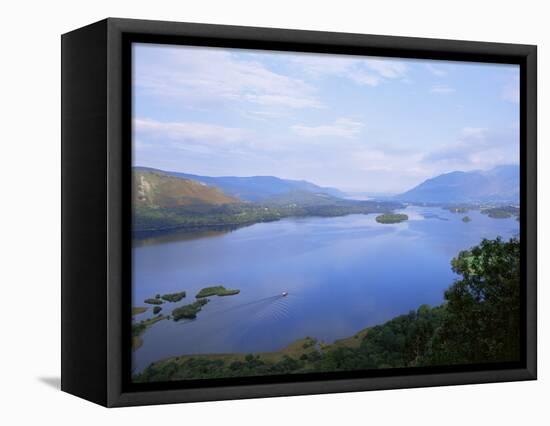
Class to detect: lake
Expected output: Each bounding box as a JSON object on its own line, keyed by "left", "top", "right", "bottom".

{"left": 132, "top": 206, "right": 519, "bottom": 373}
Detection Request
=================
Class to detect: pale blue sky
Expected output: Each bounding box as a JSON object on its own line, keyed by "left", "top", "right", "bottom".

{"left": 132, "top": 43, "right": 519, "bottom": 193}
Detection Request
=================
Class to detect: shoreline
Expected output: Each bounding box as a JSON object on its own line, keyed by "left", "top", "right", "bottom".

{"left": 133, "top": 203, "right": 519, "bottom": 238}
{"left": 132, "top": 211, "right": 372, "bottom": 238}
{"left": 132, "top": 319, "right": 377, "bottom": 379}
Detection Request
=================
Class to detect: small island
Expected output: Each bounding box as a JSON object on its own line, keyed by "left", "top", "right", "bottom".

{"left": 172, "top": 299, "right": 209, "bottom": 321}
{"left": 161, "top": 291, "right": 186, "bottom": 302}
{"left": 481, "top": 206, "right": 518, "bottom": 219}
{"left": 196, "top": 285, "right": 240, "bottom": 298}
{"left": 153, "top": 306, "right": 162, "bottom": 314}
{"left": 462, "top": 216, "right": 472, "bottom": 223}
{"left": 375, "top": 213, "right": 408, "bottom": 224}
{"left": 144, "top": 298, "right": 163, "bottom": 305}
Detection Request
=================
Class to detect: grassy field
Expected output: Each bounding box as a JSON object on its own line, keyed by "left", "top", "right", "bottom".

{"left": 136, "top": 336, "right": 320, "bottom": 370}
{"left": 132, "top": 307, "right": 148, "bottom": 316}
{"left": 132, "top": 330, "right": 378, "bottom": 383}
{"left": 329, "top": 328, "right": 370, "bottom": 350}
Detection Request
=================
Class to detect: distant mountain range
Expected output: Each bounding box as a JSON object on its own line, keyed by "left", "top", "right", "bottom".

{"left": 134, "top": 164, "right": 520, "bottom": 208}
{"left": 396, "top": 165, "right": 519, "bottom": 204}
{"left": 135, "top": 167, "right": 345, "bottom": 202}
{"left": 132, "top": 165, "right": 519, "bottom": 233}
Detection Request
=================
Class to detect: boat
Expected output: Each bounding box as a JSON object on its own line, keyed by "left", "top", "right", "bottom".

{"left": 282, "top": 291, "right": 288, "bottom": 297}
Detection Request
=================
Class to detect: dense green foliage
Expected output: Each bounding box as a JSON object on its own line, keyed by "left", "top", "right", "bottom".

{"left": 196, "top": 286, "right": 240, "bottom": 298}
{"left": 144, "top": 298, "right": 163, "bottom": 305}
{"left": 135, "top": 237, "right": 521, "bottom": 381}
{"left": 375, "top": 213, "right": 409, "bottom": 224}
{"left": 136, "top": 354, "right": 308, "bottom": 382}
{"left": 171, "top": 299, "right": 209, "bottom": 320}
{"left": 430, "top": 237, "right": 520, "bottom": 364}
{"left": 161, "top": 291, "right": 186, "bottom": 302}
{"left": 153, "top": 306, "right": 162, "bottom": 315}
{"left": 133, "top": 200, "right": 403, "bottom": 233}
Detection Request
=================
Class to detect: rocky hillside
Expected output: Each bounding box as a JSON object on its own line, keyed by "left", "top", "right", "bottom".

{"left": 134, "top": 170, "right": 238, "bottom": 208}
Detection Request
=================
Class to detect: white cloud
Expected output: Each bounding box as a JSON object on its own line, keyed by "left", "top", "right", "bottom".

{"left": 365, "top": 58, "right": 407, "bottom": 78}
{"left": 425, "top": 64, "right": 447, "bottom": 77}
{"left": 133, "top": 46, "right": 518, "bottom": 193}
{"left": 430, "top": 84, "right": 455, "bottom": 94}
{"left": 244, "top": 94, "right": 323, "bottom": 109}
{"left": 242, "top": 110, "right": 287, "bottom": 121}
{"left": 291, "top": 118, "right": 364, "bottom": 139}
{"left": 346, "top": 70, "right": 380, "bottom": 87}
{"left": 134, "top": 118, "right": 249, "bottom": 146}
{"left": 422, "top": 126, "right": 518, "bottom": 171}
{"left": 461, "top": 127, "right": 487, "bottom": 139}
{"left": 289, "top": 54, "right": 408, "bottom": 87}
{"left": 135, "top": 45, "right": 321, "bottom": 109}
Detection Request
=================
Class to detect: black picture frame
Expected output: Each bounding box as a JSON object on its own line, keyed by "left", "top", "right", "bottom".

{"left": 61, "top": 17, "right": 537, "bottom": 407}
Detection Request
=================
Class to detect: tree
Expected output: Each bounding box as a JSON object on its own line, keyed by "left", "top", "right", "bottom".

{"left": 429, "top": 237, "right": 520, "bottom": 364}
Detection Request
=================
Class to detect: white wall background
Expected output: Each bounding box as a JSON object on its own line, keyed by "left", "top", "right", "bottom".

{"left": 0, "top": 0, "right": 545, "bottom": 423}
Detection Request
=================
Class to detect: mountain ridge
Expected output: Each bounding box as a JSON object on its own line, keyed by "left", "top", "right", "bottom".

{"left": 396, "top": 165, "right": 519, "bottom": 203}
{"left": 135, "top": 166, "right": 346, "bottom": 202}
{"left": 134, "top": 164, "right": 519, "bottom": 206}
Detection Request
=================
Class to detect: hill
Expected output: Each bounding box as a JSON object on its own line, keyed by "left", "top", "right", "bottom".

{"left": 135, "top": 167, "right": 346, "bottom": 202}
{"left": 132, "top": 168, "right": 403, "bottom": 233}
{"left": 397, "top": 165, "right": 519, "bottom": 204}
{"left": 134, "top": 169, "right": 238, "bottom": 208}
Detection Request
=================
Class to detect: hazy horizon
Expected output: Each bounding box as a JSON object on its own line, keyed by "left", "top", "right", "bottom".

{"left": 132, "top": 43, "right": 519, "bottom": 193}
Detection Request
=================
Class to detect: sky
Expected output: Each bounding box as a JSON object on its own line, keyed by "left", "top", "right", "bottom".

{"left": 132, "top": 43, "right": 519, "bottom": 194}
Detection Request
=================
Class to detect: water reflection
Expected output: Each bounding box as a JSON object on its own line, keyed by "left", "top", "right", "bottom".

{"left": 133, "top": 225, "right": 243, "bottom": 248}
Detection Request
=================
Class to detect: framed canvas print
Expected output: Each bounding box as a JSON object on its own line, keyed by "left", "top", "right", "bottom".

{"left": 61, "top": 18, "right": 537, "bottom": 407}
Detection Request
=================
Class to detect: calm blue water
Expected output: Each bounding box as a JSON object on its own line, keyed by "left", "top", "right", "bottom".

{"left": 132, "top": 206, "right": 519, "bottom": 373}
